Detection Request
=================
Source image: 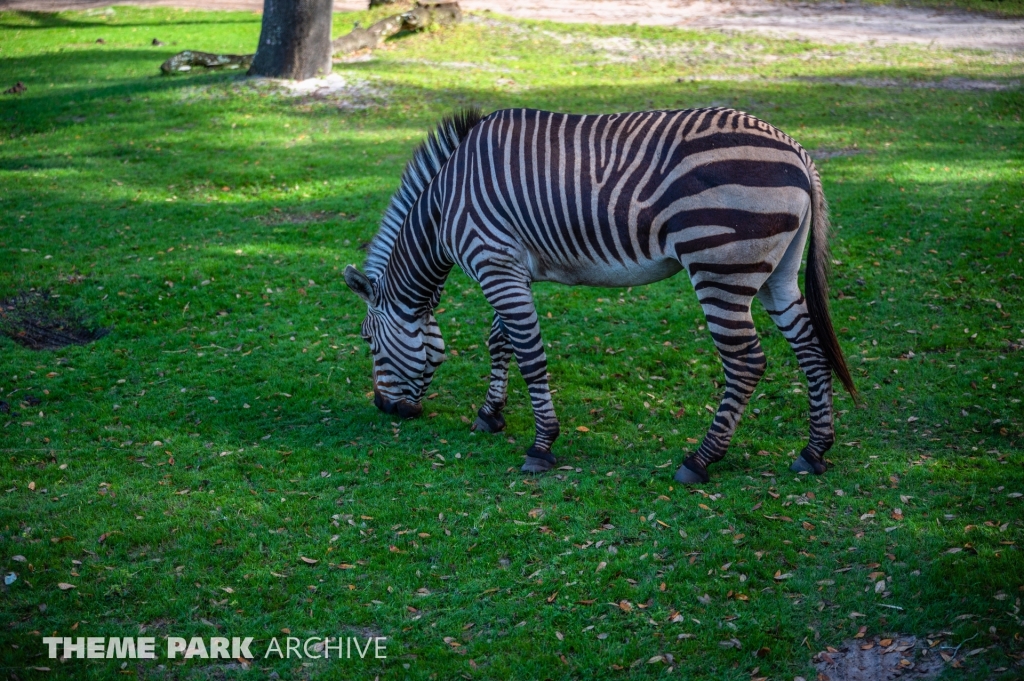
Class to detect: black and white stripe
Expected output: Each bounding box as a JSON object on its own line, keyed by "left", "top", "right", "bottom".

{"left": 345, "top": 107, "right": 855, "bottom": 482}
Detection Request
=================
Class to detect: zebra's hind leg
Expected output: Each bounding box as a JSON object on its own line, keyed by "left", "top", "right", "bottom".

{"left": 478, "top": 274, "right": 559, "bottom": 473}
{"left": 474, "top": 313, "right": 512, "bottom": 434}
{"left": 675, "top": 298, "right": 766, "bottom": 485}
{"left": 757, "top": 284, "right": 835, "bottom": 475}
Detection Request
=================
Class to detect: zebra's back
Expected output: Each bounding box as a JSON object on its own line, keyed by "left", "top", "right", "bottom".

{"left": 442, "top": 107, "right": 816, "bottom": 288}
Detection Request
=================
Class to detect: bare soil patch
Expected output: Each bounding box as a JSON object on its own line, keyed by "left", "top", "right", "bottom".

{"left": 255, "top": 208, "right": 357, "bottom": 225}
{"left": 2, "top": 0, "right": 1022, "bottom": 53}
{"left": 814, "top": 634, "right": 947, "bottom": 681}
{"left": 0, "top": 291, "right": 108, "bottom": 350}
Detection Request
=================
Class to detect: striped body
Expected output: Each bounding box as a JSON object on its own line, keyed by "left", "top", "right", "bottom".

{"left": 444, "top": 108, "right": 810, "bottom": 290}
{"left": 345, "top": 107, "right": 855, "bottom": 482}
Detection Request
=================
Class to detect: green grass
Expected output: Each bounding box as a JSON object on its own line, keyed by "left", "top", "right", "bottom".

{"left": 1, "top": 5, "right": 1022, "bottom": 679}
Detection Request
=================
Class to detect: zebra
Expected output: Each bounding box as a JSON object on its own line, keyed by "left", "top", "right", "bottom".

{"left": 343, "top": 107, "right": 856, "bottom": 483}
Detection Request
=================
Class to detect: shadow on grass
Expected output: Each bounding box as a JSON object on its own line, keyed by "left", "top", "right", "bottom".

{"left": 0, "top": 8, "right": 261, "bottom": 30}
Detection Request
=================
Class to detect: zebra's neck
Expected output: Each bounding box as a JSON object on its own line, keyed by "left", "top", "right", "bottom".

{"left": 376, "top": 189, "right": 451, "bottom": 315}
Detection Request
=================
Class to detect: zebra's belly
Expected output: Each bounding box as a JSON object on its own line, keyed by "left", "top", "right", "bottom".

{"left": 527, "top": 253, "right": 683, "bottom": 288}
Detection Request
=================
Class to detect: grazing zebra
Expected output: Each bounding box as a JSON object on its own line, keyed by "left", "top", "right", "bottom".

{"left": 344, "top": 107, "right": 856, "bottom": 483}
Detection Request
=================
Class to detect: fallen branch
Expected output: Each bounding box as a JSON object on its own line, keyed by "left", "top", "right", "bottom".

{"left": 158, "top": 1, "right": 460, "bottom": 76}
{"left": 160, "top": 50, "right": 254, "bottom": 75}
{"left": 332, "top": 1, "right": 461, "bottom": 56}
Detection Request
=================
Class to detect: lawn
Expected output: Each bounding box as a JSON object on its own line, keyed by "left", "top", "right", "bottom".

{"left": 0, "top": 4, "right": 1022, "bottom": 679}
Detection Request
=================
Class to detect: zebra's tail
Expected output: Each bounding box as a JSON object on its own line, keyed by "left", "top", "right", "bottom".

{"left": 804, "top": 159, "right": 858, "bottom": 399}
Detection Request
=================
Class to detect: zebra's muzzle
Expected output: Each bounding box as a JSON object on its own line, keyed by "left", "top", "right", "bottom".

{"left": 373, "top": 390, "right": 423, "bottom": 419}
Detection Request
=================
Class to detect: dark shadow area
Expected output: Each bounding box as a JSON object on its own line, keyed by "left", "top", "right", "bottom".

{"left": 0, "top": 7, "right": 262, "bottom": 29}
{"left": 0, "top": 289, "right": 109, "bottom": 348}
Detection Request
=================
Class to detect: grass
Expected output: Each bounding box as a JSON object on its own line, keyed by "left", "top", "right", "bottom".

{"left": 0, "top": 4, "right": 1022, "bottom": 679}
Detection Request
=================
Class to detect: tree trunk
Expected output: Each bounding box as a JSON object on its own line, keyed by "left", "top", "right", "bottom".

{"left": 249, "top": 0, "right": 334, "bottom": 80}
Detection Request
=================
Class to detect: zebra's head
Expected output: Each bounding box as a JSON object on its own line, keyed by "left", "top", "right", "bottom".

{"left": 344, "top": 265, "right": 446, "bottom": 419}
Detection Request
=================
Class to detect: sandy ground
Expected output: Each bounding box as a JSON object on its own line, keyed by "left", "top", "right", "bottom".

{"left": 1, "top": 0, "right": 1022, "bottom": 52}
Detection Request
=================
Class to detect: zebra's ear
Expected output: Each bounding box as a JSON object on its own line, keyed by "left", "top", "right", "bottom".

{"left": 344, "top": 265, "right": 376, "bottom": 306}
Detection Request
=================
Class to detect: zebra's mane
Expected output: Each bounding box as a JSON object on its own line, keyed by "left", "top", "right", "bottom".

{"left": 363, "top": 108, "right": 484, "bottom": 281}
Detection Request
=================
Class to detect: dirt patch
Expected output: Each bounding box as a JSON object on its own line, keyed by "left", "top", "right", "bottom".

{"left": 811, "top": 147, "right": 867, "bottom": 160}
{"left": 174, "top": 73, "right": 387, "bottom": 109}
{"left": 0, "top": 291, "right": 108, "bottom": 350}
{"left": 800, "top": 75, "right": 1020, "bottom": 90}
{"left": 461, "top": 0, "right": 1024, "bottom": 53}
{"left": 814, "top": 635, "right": 946, "bottom": 681}
{"left": 4, "top": 0, "right": 1023, "bottom": 53}
{"left": 250, "top": 73, "right": 388, "bottom": 109}
{"left": 675, "top": 72, "right": 1019, "bottom": 90}
{"left": 255, "top": 209, "right": 356, "bottom": 225}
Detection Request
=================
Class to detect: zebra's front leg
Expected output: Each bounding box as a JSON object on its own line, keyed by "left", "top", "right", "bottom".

{"left": 479, "top": 275, "right": 559, "bottom": 473}
{"left": 675, "top": 302, "right": 766, "bottom": 484}
{"left": 473, "top": 313, "right": 512, "bottom": 434}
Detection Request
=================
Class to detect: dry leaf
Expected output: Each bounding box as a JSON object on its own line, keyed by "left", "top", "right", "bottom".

{"left": 299, "top": 556, "right": 319, "bottom": 565}
{"left": 576, "top": 426, "right": 590, "bottom": 432}
{"left": 57, "top": 583, "right": 76, "bottom": 590}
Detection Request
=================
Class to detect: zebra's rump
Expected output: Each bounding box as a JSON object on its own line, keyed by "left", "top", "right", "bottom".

{"left": 445, "top": 107, "right": 815, "bottom": 283}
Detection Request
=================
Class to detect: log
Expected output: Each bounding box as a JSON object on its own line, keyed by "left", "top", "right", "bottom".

{"left": 159, "top": 1, "right": 461, "bottom": 77}
{"left": 331, "top": 1, "right": 461, "bottom": 55}
{"left": 160, "top": 51, "right": 253, "bottom": 75}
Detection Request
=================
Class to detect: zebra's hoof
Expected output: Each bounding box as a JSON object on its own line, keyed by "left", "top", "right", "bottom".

{"left": 789, "top": 451, "right": 827, "bottom": 475}
{"left": 673, "top": 462, "right": 708, "bottom": 485}
{"left": 473, "top": 412, "right": 505, "bottom": 433}
{"left": 521, "top": 456, "right": 555, "bottom": 474}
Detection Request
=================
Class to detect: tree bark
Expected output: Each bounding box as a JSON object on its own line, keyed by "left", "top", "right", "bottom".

{"left": 249, "top": 0, "right": 334, "bottom": 80}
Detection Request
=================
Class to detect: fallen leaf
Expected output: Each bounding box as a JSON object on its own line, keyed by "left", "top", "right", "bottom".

{"left": 57, "top": 583, "right": 76, "bottom": 591}
{"left": 299, "top": 556, "right": 319, "bottom": 565}
{"left": 576, "top": 426, "right": 590, "bottom": 432}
